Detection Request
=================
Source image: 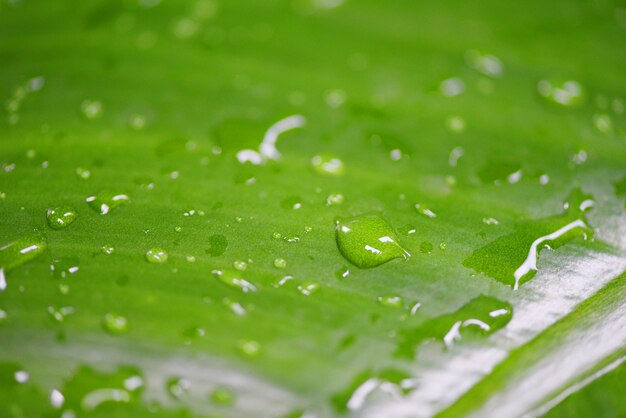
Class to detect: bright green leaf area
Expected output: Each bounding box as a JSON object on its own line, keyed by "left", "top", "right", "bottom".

{"left": 1, "top": 0, "right": 626, "bottom": 417}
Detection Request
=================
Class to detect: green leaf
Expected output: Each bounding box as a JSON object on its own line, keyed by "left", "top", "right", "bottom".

{"left": 1, "top": 0, "right": 626, "bottom": 417}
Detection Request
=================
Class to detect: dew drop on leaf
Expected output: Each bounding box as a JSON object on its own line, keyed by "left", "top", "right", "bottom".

{"left": 335, "top": 214, "right": 410, "bottom": 268}
{"left": 86, "top": 192, "right": 129, "bottom": 215}
{"left": 145, "top": 248, "right": 168, "bottom": 264}
{"left": 377, "top": 295, "right": 404, "bottom": 308}
{"left": 103, "top": 313, "right": 129, "bottom": 334}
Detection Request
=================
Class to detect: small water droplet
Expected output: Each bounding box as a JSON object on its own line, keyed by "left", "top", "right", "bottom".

{"left": 335, "top": 214, "right": 410, "bottom": 268}
{"left": 311, "top": 155, "right": 345, "bottom": 176}
{"left": 0, "top": 308, "right": 7, "bottom": 324}
{"left": 377, "top": 295, "right": 403, "bottom": 308}
{"left": 236, "top": 339, "right": 261, "bottom": 357}
{"left": 297, "top": 280, "right": 319, "bottom": 296}
{"left": 446, "top": 117, "right": 466, "bottom": 134}
{"left": 222, "top": 297, "right": 247, "bottom": 316}
{"left": 50, "top": 389, "right": 65, "bottom": 409}
{"left": 537, "top": 79, "right": 584, "bottom": 107}
{"left": 335, "top": 265, "right": 350, "bottom": 280}
{"left": 415, "top": 204, "right": 437, "bottom": 218}
{"left": 326, "top": 193, "right": 344, "bottom": 206}
{"left": 103, "top": 313, "right": 129, "bottom": 334}
{"left": 438, "top": 242, "right": 447, "bottom": 251}
{"left": 213, "top": 269, "right": 257, "bottom": 293}
{"left": 465, "top": 50, "right": 503, "bottom": 77}
{"left": 274, "top": 258, "right": 287, "bottom": 269}
{"left": 281, "top": 196, "right": 302, "bottom": 210}
{"left": 86, "top": 192, "right": 129, "bottom": 215}
{"left": 439, "top": 77, "right": 465, "bottom": 97}
{"left": 14, "top": 370, "right": 29, "bottom": 383}
{"left": 80, "top": 100, "right": 103, "bottom": 119}
{"left": 482, "top": 217, "right": 499, "bottom": 225}
{"left": 101, "top": 245, "right": 115, "bottom": 255}
{"left": 46, "top": 206, "right": 78, "bottom": 230}
{"left": 48, "top": 305, "right": 75, "bottom": 322}
{"left": 167, "top": 377, "right": 191, "bottom": 399}
{"left": 419, "top": 241, "right": 433, "bottom": 254}
{"left": 233, "top": 260, "right": 247, "bottom": 271}
{"left": 75, "top": 167, "right": 91, "bottom": 180}
{"left": 145, "top": 248, "right": 168, "bottom": 263}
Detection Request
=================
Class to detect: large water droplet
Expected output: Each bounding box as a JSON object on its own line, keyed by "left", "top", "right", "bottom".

{"left": 335, "top": 214, "right": 410, "bottom": 268}
{"left": 86, "top": 192, "right": 129, "bottom": 215}
{"left": 396, "top": 295, "right": 512, "bottom": 358}
{"left": 46, "top": 207, "right": 78, "bottom": 230}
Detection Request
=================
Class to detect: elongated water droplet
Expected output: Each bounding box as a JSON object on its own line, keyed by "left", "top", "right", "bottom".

{"left": 415, "top": 204, "right": 437, "bottom": 218}
{"left": 145, "top": 248, "right": 168, "bottom": 263}
{"left": 464, "top": 188, "right": 595, "bottom": 289}
{"left": 335, "top": 214, "right": 410, "bottom": 268}
{"left": 46, "top": 207, "right": 78, "bottom": 229}
{"left": 0, "top": 235, "right": 47, "bottom": 290}
{"left": 86, "top": 192, "right": 129, "bottom": 215}
{"left": 103, "top": 313, "right": 128, "bottom": 334}
{"left": 396, "top": 296, "right": 512, "bottom": 358}
{"left": 50, "top": 258, "right": 80, "bottom": 278}
{"left": 331, "top": 369, "right": 413, "bottom": 413}
{"left": 213, "top": 269, "right": 257, "bottom": 293}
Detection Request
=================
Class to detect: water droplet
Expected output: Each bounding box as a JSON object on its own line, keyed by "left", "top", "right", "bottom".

{"left": 281, "top": 196, "right": 302, "bottom": 210}
{"left": 311, "top": 155, "right": 345, "bottom": 176}
{"left": 167, "top": 377, "right": 191, "bottom": 399}
{"left": 50, "top": 388, "right": 65, "bottom": 409}
{"left": 14, "top": 370, "right": 29, "bottom": 383}
{"left": 274, "top": 258, "right": 287, "bottom": 269}
{"left": 335, "top": 214, "right": 410, "bottom": 268}
{"left": 465, "top": 50, "right": 503, "bottom": 77}
{"left": 236, "top": 339, "right": 261, "bottom": 357}
{"left": 233, "top": 260, "right": 247, "bottom": 271}
{"left": 210, "top": 387, "right": 235, "bottom": 406}
{"left": 419, "top": 241, "right": 433, "bottom": 254}
{"left": 222, "top": 297, "right": 247, "bottom": 316}
{"left": 103, "top": 313, "right": 129, "bottom": 334}
{"left": 482, "top": 217, "right": 499, "bottom": 225}
{"left": 326, "top": 193, "right": 344, "bottom": 206}
{"left": 592, "top": 113, "right": 613, "bottom": 134}
{"left": 396, "top": 296, "right": 512, "bottom": 358}
{"left": 48, "top": 305, "right": 75, "bottom": 322}
{"left": 207, "top": 234, "right": 228, "bottom": 256}
{"left": 464, "top": 188, "right": 594, "bottom": 289}
{"left": 75, "top": 167, "right": 91, "bottom": 180}
{"left": 273, "top": 275, "right": 294, "bottom": 288}
{"left": 0, "top": 308, "right": 7, "bottom": 324}
{"left": 145, "top": 248, "right": 168, "bottom": 263}
{"left": 537, "top": 79, "right": 584, "bottom": 107}
{"left": 335, "top": 265, "right": 350, "bottom": 280}
{"left": 377, "top": 295, "right": 403, "bottom": 308}
{"left": 213, "top": 269, "right": 257, "bottom": 293}
{"left": 438, "top": 242, "right": 448, "bottom": 251}
{"left": 0, "top": 235, "right": 47, "bottom": 290}
{"left": 331, "top": 369, "right": 414, "bottom": 413}
{"left": 80, "top": 100, "right": 103, "bottom": 119}
{"left": 439, "top": 77, "right": 465, "bottom": 97}
{"left": 46, "top": 206, "right": 78, "bottom": 230}
{"left": 101, "top": 245, "right": 115, "bottom": 255}
{"left": 86, "top": 192, "right": 129, "bottom": 215}
{"left": 446, "top": 117, "right": 466, "bottom": 134}
{"left": 297, "top": 280, "right": 319, "bottom": 296}
{"left": 477, "top": 160, "right": 522, "bottom": 184}
{"left": 415, "top": 203, "right": 437, "bottom": 218}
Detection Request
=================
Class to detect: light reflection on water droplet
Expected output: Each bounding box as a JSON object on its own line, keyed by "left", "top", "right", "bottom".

{"left": 377, "top": 295, "right": 403, "bottom": 308}
{"left": 46, "top": 207, "right": 78, "bottom": 230}
{"left": 297, "top": 280, "right": 319, "bottom": 296}
{"left": 213, "top": 269, "right": 257, "bottom": 293}
{"left": 237, "top": 339, "right": 261, "bottom": 357}
{"left": 86, "top": 192, "right": 129, "bottom": 215}
{"left": 311, "top": 155, "right": 345, "bottom": 176}
{"left": 103, "top": 313, "right": 129, "bottom": 334}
